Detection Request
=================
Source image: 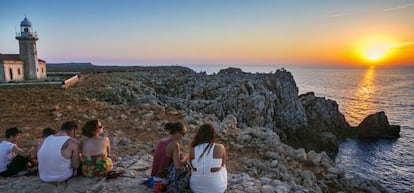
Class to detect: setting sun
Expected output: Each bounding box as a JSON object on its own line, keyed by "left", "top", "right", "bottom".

{"left": 363, "top": 43, "right": 390, "bottom": 61}
{"left": 356, "top": 36, "right": 396, "bottom": 64}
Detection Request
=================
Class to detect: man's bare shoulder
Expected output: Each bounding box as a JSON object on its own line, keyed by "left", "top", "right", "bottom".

{"left": 62, "top": 138, "right": 79, "bottom": 150}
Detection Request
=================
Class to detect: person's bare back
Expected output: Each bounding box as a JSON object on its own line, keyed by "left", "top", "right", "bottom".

{"left": 82, "top": 136, "right": 109, "bottom": 156}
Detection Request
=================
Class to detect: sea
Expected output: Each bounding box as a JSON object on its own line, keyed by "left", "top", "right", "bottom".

{"left": 180, "top": 64, "right": 414, "bottom": 193}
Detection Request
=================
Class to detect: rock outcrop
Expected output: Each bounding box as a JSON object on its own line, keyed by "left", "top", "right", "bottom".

{"left": 90, "top": 67, "right": 400, "bottom": 155}
{"left": 299, "top": 92, "right": 351, "bottom": 155}
{"left": 0, "top": 65, "right": 398, "bottom": 192}
{"left": 353, "top": 111, "right": 401, "bottom": 138}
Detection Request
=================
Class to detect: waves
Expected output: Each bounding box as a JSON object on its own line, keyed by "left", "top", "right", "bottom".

{"left": 336, "top": 127, "right": 414, "bottom": 193}
{"left": 293, "top": 66, "right": 413, "bottom": 192}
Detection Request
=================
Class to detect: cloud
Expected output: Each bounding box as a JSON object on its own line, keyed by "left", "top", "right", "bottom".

{"left": 384, "top": 3, "right": 414, "bottom": 11}
{"left": 393, "top": 42, "right": 414, "bottom": 49}
{"left": 398, "top": 42, "right": 414, "bottom": 47}
{"left": 329, "top": 13, "right": 346, "bottom": 18}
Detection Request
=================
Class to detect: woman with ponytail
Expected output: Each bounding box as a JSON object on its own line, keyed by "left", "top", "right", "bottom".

{"left": 150, "top": 122, "right": 189, "bottom": 191}
{"left": 189, "top": 123, "right": 227, "bottom": 193}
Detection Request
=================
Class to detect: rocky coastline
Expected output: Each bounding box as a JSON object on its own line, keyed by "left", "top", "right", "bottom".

{"left": 0, "top": 65, "right": 399, "bottom": 193}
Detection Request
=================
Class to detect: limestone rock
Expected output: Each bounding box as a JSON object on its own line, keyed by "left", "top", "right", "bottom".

{"left": 51, "top": 111, "right": 62, "bottom": 118}
{"left": 261, "top": 185, "right": 275, "bottom": 193}
{"left": 299, "top": 92, "right": 350, "bottom": 155}
{"left": 1, "top": 66, "right": 395, "bottom": 193}
{"left": 355, "top": 111, "right": 400, "bottom": 138}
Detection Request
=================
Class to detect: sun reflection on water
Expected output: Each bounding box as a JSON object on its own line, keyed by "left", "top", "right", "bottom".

{"left": 344, "top": 66, "right": 377, "bottom": 126}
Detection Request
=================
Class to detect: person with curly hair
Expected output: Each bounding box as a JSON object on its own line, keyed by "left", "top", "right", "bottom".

{"left": 80, "top": 119, "right": 114, "bottom": 177}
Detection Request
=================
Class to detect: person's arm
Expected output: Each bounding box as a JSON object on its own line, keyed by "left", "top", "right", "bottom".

{"left": 105, "top": 137, "right": 111, "bottom": 155}
{"left": 171, "top": 142, "right": 188, "bottom": 169}
{"left": 172, "top": 142, "right": 181, "bottom": 169}
{"left": 79, "top": 139, "right": 83, "bottom": 155}
{"left": 221, "top": 144, "right": 226, "bottom": 167}
{"left": 13, "top": 145, "right": 28, "bottom": 158}
{"left": 189, "top": 148, "right": 195, "bottom": 169}
{"left": 30, "top": 140, "right": 41, "bottom": 159}
{"left": 189, "top": 148, "right": 194, "bottom": 161}
{"left": 105, "top": 137, "right": 117, "bottom": 161}
{"left": 180, "top": 152, "right": 189, "bottom": 162}
{"left": 37, "top": 139, "right": 44, "bottom": 154}
{"left": 70, "top": 138, "right": 81, "bottom": 169}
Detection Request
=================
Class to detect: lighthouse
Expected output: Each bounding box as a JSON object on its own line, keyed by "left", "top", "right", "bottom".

{"left": 0, "top": 17, "right": 46, "bottom": 82}
{"left": 15, "top": 17, "right": 45, "bottom": 80}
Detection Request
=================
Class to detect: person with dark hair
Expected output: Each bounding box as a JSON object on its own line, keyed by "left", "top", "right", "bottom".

{"left": 37, "top": 121, "right": 80, "bottom": 182}
{"left": 189, "top": 123, "right": 227, "bottom": 193}
{"left": 150, "top": 122, "right": 189, "bottom": 191}
{"left": 41, "top": 128, "right": 57, "bottom": 138}
{"left": 30, "top": 128, "right": 57, "bottom": 165}
{"left": 0, "top": 127, "right": 30, "bottom": 177}
{"left": 80, "top": 119, "right": 115, "bottom": 177}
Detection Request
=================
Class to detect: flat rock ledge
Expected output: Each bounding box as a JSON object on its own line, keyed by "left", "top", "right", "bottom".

{"left": 0, "top": 153, "right": 386, "bottom": 193}
{"left": 0, "top": 118, "right": 387, "bottom": 193}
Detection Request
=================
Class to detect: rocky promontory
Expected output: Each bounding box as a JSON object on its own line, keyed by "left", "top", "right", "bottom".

{"left": 90, "top": 66, "right": 397, "bottom": 155}
{"left": 0, "top": 65, "right": 398, "bottom": 192}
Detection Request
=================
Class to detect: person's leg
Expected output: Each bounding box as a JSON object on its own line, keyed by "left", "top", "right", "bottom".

{"left": 3, "top": 155, "right": 29, "bottom": 177}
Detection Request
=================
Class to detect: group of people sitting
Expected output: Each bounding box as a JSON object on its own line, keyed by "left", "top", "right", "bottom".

{"left": 0, "top": 120, "right": 227, "bottom": 193}
{"left": 151, "top": 122, "right": 227, "bottom": 193}
{"left": 0, "top": 119, "right": 116, "bottom": 182}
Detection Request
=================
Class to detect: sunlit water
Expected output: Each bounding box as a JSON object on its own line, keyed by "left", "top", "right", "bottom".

{"left": 183, "top": 64, "right": 414, "bottom": 193}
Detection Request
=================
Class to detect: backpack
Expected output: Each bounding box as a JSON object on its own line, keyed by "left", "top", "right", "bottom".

{"left": 166, "top": 162, "right": 192, "bottom": 193}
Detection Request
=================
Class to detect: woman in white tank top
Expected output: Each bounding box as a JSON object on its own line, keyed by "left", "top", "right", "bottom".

{"left": 189, "top": 124, "right": 227, "bottom": 193}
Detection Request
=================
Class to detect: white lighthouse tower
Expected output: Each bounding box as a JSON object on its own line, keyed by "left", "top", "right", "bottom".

{"left": 0, "top": 17, "right": 46, "bottom": 82}
{"left": 15, "top": 17, "right": 43, "bottom": 80}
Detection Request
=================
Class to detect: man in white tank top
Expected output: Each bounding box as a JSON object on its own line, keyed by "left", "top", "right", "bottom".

{"left": 37, "top": 121, "right": 80, "bottom": 182}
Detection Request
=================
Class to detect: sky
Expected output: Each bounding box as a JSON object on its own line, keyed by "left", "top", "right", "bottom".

{"left": 1, "top": 0, "right": 413, "bottom": 66}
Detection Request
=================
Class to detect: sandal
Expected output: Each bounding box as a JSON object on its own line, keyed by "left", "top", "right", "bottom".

{"left": 106, "top": 170, "right": 125, "bottom": 179}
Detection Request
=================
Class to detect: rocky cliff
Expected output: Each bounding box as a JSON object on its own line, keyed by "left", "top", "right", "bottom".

{"left": 0, "top": 65, "right": 398, "bottom": 192}
{"left": 96, "top": 66, "right": 399, "bottom": 155}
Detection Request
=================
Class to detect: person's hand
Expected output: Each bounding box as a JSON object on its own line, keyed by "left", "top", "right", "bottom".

{"left": 180, "top": 152, "right": 189, "bottom": 161}
{"left": 29, "top": 158, "right": 38, "bottom": 166}
{"left": 109, "top": 154, "right": 117, "bottom": 162}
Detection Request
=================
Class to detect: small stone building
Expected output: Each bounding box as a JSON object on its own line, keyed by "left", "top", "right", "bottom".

{"left": 0, "top": 17, "right": 47, "bottom": 82}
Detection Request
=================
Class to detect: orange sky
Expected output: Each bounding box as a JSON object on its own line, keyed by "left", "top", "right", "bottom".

{"left": 1, "top": 0, "right": 413, "bottom": 66}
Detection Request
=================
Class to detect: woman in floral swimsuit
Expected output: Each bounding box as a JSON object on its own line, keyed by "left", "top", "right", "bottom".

{"left": 80, "top": 119, "right": 114, "bottom": 177}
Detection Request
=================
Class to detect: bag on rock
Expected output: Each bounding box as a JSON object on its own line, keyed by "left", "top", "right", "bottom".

{"left": 166, "top": 162, "right": 192, "bottom": 193}
{"left": 142, "top": 177, "right": 155, "bottom": 189}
